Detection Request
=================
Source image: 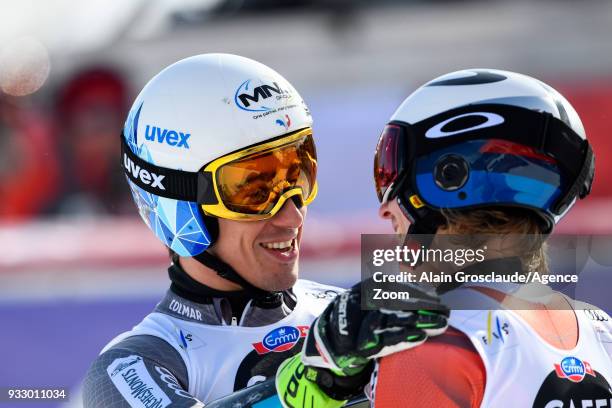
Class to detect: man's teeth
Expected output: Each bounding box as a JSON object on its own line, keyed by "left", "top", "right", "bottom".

{"left": 261, "top": 240, "right": 294, "bottom": 250}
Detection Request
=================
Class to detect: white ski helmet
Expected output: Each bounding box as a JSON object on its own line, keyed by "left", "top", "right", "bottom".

{"left": 374, "top": 69, "right": 594, "bottom": 233}
{"left": 122, "top": 54, "right": 314, "bottom": 256}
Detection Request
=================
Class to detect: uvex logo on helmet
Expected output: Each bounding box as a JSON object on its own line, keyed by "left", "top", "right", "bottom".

{"left": 123, "top": 153, "right": 166, "bottom": 190}
{"left": 234, "top": 79, "right": 290, "bottom": 112}
{"left": 252, "top": 326, "right": 308, "bottom": 355}
{"left": 145, "top": 125, "right": 191, "bottom": 149}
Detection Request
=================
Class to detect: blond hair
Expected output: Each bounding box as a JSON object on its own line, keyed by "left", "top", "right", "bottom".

{"left": 441, "top": 207, "right": 549, "bottom": 273}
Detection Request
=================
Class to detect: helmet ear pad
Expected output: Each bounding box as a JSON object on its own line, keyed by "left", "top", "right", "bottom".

{"left": 198, "top": 206, "right": 219, "bottom": 246}
{"left": 126, "top": 178, "right": 214, "bottom": 256}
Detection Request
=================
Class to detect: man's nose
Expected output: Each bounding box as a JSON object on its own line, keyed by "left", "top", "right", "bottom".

{"left": 271, "top": 197, "right": 305, "bottom": 229}
{"left": 378, "top": 201, "right": 392, "bottom": 220}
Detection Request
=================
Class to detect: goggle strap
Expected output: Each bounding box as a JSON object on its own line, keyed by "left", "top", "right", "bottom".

{"left": 552, "top": 143, "right": 594, "bottom": 214}
{"left": 542, "top": 116, "right": 595, "bottom": 214}
{"left": 121, "top": 133, "right": 206, "bottom": 202}
{"left": 196, "top": 172, "right": 219, "bottom": 205}
{"left": 405, "top": 105, "right": 587, "bottom": 171}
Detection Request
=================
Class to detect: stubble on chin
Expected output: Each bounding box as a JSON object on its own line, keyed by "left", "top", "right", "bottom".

{"left": 258, "top": 265, "right": 299, "bottom": 292}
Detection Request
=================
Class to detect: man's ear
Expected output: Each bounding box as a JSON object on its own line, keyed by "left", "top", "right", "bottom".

{"left": 436, "top": 224, "right": 452, "bottom": 235}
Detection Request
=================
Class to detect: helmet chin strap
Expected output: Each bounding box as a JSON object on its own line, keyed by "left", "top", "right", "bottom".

{"left": 406, "top": 215, "right": 442, "bottom": 236}
{"left": 192, "top": 250, "right": 279, "bottom": 301}
{"left": 397, "top": 195, "right": 445, "bottom": 249}
{"left": 195, "top": 210, "right": 275, "bottom": 298}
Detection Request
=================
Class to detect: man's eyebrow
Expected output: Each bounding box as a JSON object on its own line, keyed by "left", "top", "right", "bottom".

{"left": 243, "top": 170, "right": 276, "bottom": 184}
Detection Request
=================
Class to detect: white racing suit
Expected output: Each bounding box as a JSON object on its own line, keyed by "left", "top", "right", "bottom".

{"left": 83, "top": 279, "right": 341, "bottom": 407}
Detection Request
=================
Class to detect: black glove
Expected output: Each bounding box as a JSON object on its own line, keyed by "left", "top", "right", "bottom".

{"left": 275, "top": 280, "right": 449, "bottom": 405}
{"left": 302, "top": 280, "right": 449, "bottom": 377}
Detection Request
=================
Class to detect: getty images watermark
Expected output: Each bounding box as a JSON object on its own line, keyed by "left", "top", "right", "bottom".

{"left": 360, "top": 234, "right": 612, "bottom": 311}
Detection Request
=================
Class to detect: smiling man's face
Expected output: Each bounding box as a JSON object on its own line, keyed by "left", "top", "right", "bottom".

{"left": 209, "top": 199, "right": 306, "bottom": 292}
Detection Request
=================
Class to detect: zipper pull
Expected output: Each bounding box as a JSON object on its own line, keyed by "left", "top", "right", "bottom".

{"left": 231, "top": 316, "right": 238, "bottom": 326}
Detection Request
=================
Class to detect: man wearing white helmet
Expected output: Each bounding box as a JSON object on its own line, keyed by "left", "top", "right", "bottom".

{"left": 275, "top": 69, "right": 611, "bottom": 407}
{"left": 82, "top": 54, "right": 448, "bottom": 407}
{"left": 370, "top": 69, "right": 611, "bottom": 408}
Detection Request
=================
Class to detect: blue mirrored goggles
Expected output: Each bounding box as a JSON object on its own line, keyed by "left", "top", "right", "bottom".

{"left": 373, "top": 104, "right": 594, "bottom": 216}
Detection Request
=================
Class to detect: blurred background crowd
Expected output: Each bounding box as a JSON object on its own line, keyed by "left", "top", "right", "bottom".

{"left": 2, "top": 0, "right": 612, "bottom": 222}
{"left": 1, "top": 66, "right": 130, "bottom": 218}
{"left": 1, "top": 0, "right": 612, "bottom": 406}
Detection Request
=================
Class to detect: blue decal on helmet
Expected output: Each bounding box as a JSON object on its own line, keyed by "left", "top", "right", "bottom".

{"left": 124, "top": 102, "right": 143, "bottom": 155}
{"left": 123, "top": 98, "right": 211, "bottom": 256}
{"left": 414, "top": 140, "right": 564, "bottom": 216}
{"left": 127, "top": 180, "right": 211, "bottom": 257}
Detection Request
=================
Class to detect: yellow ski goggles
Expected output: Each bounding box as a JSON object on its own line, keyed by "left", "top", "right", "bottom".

{"left": 121, "top": 127, "right": 317, "bottom": 221}
{"left": 199, "top": 128, "right": 318, "bottom": 220}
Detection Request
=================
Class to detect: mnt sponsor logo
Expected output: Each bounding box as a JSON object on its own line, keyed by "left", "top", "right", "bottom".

{"left": 252, "top": 326, "right": 308, "bottom": 355}
{"left": 554, "top": 357, "right": 595, "bottom": 383}
{"left": 234, "top": 79, "right": 290, "bottom": 112}
{"left": 145, "top": 125, "right": 191, "bottom": 149}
